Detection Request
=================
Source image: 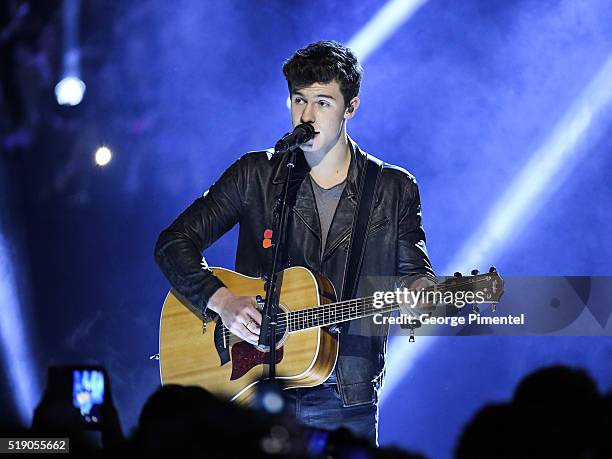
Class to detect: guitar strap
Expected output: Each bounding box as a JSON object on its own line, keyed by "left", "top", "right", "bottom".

{"left": 340, "top": 154, "right": 383, "bottom": 303}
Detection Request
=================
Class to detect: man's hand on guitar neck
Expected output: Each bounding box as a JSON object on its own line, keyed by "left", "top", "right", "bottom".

{"left": 397, "top": 275, "right": 438, "bottom": 317}
{"left": 207, "top": 287, "right": 262, "bottom": 345}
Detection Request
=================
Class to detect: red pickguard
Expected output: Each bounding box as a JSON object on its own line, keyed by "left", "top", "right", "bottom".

{"left": 230, "top": 342, "right": 284, "bottom": 380}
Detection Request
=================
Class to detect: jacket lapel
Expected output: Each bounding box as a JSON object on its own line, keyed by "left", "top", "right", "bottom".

{"left": 271, "top": 149, "right": 322, "bottom": 243}
{"left": 322, "top": 139, "right": 363, "bottom": 261}
{"left": 292, "top": 177, "right": 322, "bottom": 242}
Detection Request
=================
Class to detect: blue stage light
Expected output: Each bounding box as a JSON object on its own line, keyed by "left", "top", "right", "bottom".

{"left": 348, "top": 0, "right": 429, "bottom": 62}
{"left": 56, "top": 0, "right": 85, "bottom": 107}
{"left": 448, "top": 55, "right": 612, "bottom": 275}
{"left": 284, "top": 0, "right": 429, "bottom": 112}
{"left": 382, "top": 55, "right": 612, "bottom": 404}
{"left": 0, "top": 235, "right": 39, "bottom": 424}
{"left": 55, "top": 76, "right": 86, "bottom": 107}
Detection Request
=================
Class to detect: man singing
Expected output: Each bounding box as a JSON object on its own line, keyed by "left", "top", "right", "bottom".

{"left": 155, "top": 40, "right": 435, "bottom": 445}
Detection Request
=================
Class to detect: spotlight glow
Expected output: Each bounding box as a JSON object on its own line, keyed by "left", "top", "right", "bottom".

{"left": 285, "top": 0, "right": 429, "bottom": 111}
{"left": 382, "top": 54, "right": 612, "bottom": 404}
{"left": 54, "top": 76, "right": 86, "bottom": 106}
{"left": 448, "top": 54, "right": 612, "bottom": 275}
{"left": 95, "top": 146, "right": 112, "bottom": 166}
{"left": 0, "top": 232, "right": 39, "bottom": 423}
{"left": 348, "top": 0, "right": 429, "bottom": 62}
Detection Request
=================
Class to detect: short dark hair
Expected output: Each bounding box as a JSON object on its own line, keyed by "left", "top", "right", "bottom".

{"left": 282, "top": 40, "right": 363, "bottom": 108}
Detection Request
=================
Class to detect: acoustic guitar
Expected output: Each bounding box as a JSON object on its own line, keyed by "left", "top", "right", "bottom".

{"left": 159, "top": 266, "right": 503, "bottom": 403}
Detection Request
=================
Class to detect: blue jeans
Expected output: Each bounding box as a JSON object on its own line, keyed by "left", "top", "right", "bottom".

{"left": 283, "top": 385, "right": 378, "bottom": 446}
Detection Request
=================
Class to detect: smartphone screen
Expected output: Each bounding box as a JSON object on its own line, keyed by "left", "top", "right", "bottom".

{"left": 72, "top": 369, "right": 105, "bottom": 427}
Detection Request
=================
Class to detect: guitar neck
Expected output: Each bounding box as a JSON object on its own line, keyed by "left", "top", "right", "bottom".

{"left": 285, "top": 296, "right": 398, "bottom": 333}
{"left": 284, "top": 272, "right": 503, "bottom": 332}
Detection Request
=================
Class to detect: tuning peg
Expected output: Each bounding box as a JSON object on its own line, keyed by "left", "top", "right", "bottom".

{"left": 454, "top": 272, "right": 462, "bottom": 277}
{"left": 471, "top": 269, "right": 479, "bottom": 276}
{"left": 489, "top": 266, "right": 497, "bottom": 273}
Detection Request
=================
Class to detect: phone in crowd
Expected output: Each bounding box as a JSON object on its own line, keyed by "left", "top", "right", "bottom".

{"left": 47, "top": 365, "right": 108, "bottom": 430}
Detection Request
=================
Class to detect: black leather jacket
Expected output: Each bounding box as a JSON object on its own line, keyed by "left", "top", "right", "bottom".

{"left": 154, "top": 138, "right": 434, "bottom": 406}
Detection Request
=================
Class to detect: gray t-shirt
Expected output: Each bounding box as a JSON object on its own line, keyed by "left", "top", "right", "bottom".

{"left": 309, "top": 175, "right": 347, "bottom": 259}
{"left": 309, "top": 175, "right": 347, "bottom": 385}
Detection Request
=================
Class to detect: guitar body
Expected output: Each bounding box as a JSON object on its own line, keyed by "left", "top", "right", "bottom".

{"left": 159, "top": 266, "right": 338, "bottom": 404}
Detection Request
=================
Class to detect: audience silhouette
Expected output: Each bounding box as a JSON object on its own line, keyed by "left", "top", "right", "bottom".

{"left": 2, "top": 364, "right": 611, "bottom": 458}
{"left": 457, "top": 365, "right": 611, "bottom": 458}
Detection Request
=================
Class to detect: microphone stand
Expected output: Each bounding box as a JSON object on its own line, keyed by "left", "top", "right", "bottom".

{"left": 257, "top": 148, "right": 297, "bottom": 381}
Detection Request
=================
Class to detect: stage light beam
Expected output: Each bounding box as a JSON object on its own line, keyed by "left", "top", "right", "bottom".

{"left": 348, "top": 0, "right": 429, "bottom": 63}
{"left": 382, "top": 53, "right": 612, "bottom": 404}
{"left": 448, "top": 53, "right": 612, "bottom": 275}
{"left": 55, "top": 0, "right": 85, "bottom": 107}
{"left": 0, "top": 229, "right": 39, "bottom": 424}
{"left": 285, "top": 0, "right": 430, "bottom": 110}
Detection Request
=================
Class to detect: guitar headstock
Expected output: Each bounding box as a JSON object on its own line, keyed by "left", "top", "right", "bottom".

{"left": 440, "top": 266, "right": 504, "bottom": 306}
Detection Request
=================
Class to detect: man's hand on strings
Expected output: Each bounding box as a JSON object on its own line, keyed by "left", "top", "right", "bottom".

{"left": 207, "top": 287, "right": 262, "bottom": 345}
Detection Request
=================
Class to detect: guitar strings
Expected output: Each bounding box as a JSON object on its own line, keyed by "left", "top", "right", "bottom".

{"left": 218, "top": 300, "right": 398, "bottom": 342}
{"left": 217, "top": 277, "right": 498, "bottom": 340}
{"left": 218, "top": 277, "right": 498, "bottom": 341}
{"left": 218, "top": 303, "right": 399, "bottom": 344}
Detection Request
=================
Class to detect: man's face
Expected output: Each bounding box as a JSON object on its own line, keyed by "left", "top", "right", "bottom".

{"left": 290, "top": 80, "right": 351, "bottom": 154}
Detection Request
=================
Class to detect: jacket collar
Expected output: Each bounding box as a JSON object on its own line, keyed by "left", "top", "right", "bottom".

{"left": 345, "top": 136, "right": 366, "bottom": 202}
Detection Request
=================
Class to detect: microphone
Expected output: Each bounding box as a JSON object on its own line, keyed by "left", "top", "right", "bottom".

{"left": 274, "top": 123, "right": 315, "bottom": 154}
